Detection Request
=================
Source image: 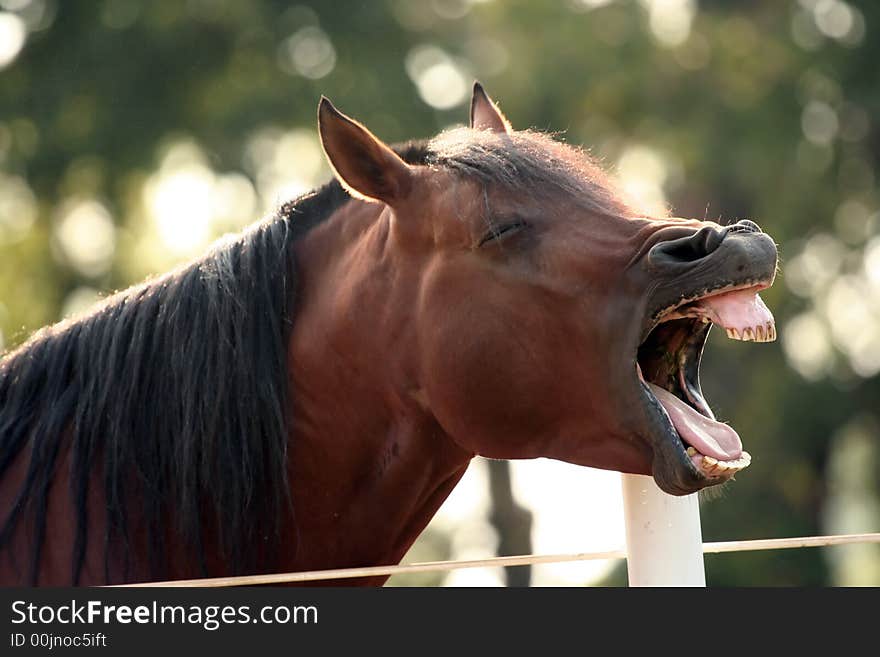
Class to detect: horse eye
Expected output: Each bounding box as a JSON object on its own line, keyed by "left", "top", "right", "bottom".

{"left": 478, "top": 220, "right": 528, "bottom": 247}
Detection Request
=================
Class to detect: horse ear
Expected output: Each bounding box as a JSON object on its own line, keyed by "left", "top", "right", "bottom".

{"left": 470, "top": 82, "right": 512, "bottom": 134}
{"left": 317, "top": 97, "right": 413, "bottom": 205}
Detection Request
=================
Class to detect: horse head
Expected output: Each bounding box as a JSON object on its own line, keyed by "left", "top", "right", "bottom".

{"left": 312, "top": 83, "right": 777, "bottom": 499}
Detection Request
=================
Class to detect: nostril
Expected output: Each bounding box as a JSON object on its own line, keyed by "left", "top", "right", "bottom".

{"left": 650, "top": 225, "right": 726, "bottom": 265}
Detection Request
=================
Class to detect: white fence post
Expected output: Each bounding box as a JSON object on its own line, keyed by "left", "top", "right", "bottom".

{"left": 620, "top": 473, "right": 706, "bottom": 586}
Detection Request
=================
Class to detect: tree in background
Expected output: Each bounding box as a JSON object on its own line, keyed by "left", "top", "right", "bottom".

{"left": 0, "top": 0, "right": 877, "bottom": 585}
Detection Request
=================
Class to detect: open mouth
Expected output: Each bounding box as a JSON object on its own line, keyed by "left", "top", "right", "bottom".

{"left": 636, "top": 282, "right": 775, "bottom": 484}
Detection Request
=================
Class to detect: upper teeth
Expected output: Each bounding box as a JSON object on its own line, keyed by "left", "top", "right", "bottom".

{"left": 725, "top": 322, "right": 775, "bottom": 343}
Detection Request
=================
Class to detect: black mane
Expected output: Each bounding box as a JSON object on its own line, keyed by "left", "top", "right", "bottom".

{"left": 0, "top": 186, "right": 331, "bottom": 584}
{"left": 0, "top": 140, "right": 434, "bottom": 585}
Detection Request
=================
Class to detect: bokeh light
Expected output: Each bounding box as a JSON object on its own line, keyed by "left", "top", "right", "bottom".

{"left": 60, "top": 285, "right": 101, "bottom": 319}
{"left": 278, "top": 26, "right": 337, "bottom": 80}
{"left": 0, "top": 174, "right": 37, "bottom": 244}
{"left": 53, "top": 199, "right": 116, "bottom": 277}
{"left": 782, "top": 311, "right": 834, "bottom": 380}
{"left": 144, "top": 146, "right": 216, "bottom": 256}
{"left": 642, "top": 0, "right": 695, "bottom": 47}
{"left": 244, "top": 127, "right": 327, "bottom": 214}
{"left": 615, "top": 145, "right": 671, "bottom": 217}
{"left": 405, "top": 45, "right": 471, "bottom": 110}
{"left": 0, "top": 11, "right": 26, "bottom": 69}
{"left": 142, "top": 142, "right": 259, "bottom": 258}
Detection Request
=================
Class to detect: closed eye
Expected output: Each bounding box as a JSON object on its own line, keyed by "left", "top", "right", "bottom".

{"left": 478, "top": 220, "right": 528, "bottom": 247}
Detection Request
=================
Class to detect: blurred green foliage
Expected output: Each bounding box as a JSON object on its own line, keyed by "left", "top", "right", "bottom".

{"left": 1, "top": 0, "right": 878, "bottom": 585}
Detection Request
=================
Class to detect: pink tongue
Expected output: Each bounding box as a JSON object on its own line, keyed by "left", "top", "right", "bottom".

{"left": 697, "top": 288, "right": 773, "bottom": 331}
{"left": 647, "top": 382, "right": 742, "bottom": 461}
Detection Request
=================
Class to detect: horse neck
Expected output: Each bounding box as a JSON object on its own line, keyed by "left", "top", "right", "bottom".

{"left": 284, "top": 200, "right": 472, "bottom": 578}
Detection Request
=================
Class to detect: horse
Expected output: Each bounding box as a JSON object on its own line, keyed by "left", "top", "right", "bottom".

{"left": 0, "top": 83, "right": 778, "bottom": 586}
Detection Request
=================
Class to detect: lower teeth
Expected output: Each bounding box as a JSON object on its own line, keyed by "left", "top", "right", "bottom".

{"left": 685, "top": 446, "right": 751, "bottom": 475}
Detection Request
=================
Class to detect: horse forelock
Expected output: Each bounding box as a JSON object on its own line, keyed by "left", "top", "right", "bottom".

{"left": 426, "top": 127, "right": 638, "bottom": 219}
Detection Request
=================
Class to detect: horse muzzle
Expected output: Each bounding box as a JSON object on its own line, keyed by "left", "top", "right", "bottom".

{"left": 631, "top": 219, "right": 779, "bottom": 495}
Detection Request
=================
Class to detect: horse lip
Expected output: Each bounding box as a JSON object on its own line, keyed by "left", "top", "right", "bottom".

{"left": 639, "top": 230, "right": 778, "bottom": 343}
{"left": 636, "top": 326, "right": 715, "bottom": 495}
{"left": 647, "top": 410, "right": 711, "bottom": 495}
{"left": 641, "top": 387, "right": 725, "bottom": 495}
